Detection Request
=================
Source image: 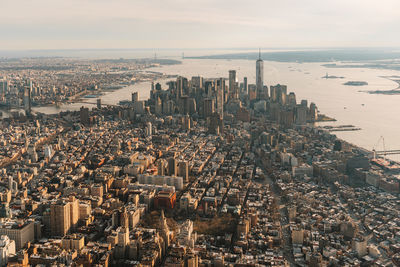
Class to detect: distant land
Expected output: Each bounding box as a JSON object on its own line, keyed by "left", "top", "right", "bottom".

{"left": 323, "top": 62, "right": 400, "bottom": 71}
{"left": 189, "top": 49, "right": 400, "bottom": 63}
{"left": 364, "top": 76, "right": 400, "bottom": 95}
{"left": 343, "top": 81, "right": 368, "bottom": 86}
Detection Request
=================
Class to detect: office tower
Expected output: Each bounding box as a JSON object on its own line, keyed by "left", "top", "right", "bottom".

{"left": 183, "top": 114, "right": 191, "bottom": 131}
{"left": 204, "top": 80, "right": 214, "bottom": 96}
{"left": 133, "top": 101, "right": 145, "bottom": 114}
{"left": 0, "top": 78, "right": 7, "bottom": 97}
{"left": 178, "top": 161, "right": 189, "bottom": 182}
{"left": 69, "top": 196, "right": 79, "bottom": 230}
{"left": 23, "top": 80, "right": 32, "bottom": 116}
{"left": 270, "top": 84, "right": 287, "bottom": 104}
{"left": 187, "top": 97, "right": 196, "bottom": 115}
{"left": 203, "top": 98, "right": 214, "bottom": 118}
{"left": 0, "top": 203, "right": 11, "bottom": 218}
{"left": 228, "top": 70, "right": 237, "bottom": 99}
{"left": 146, "top": 122, "right": 152, "bottom": 137}
{"left": 209, "top": 112, "right": 224, "bottom": 135}
{"left": 191, "top": 76, "right": 203, "bottom": 89}
{"left": 295, "top": 105, "right": 307, "bottom": 125}
{"left": 96, "top": 99, "right": 101, "bottom": 109}
{"left": 301, "top": 99, "right": 308, "bottom": 107}
{"left": 216, "top": 78, "right": 224, "bottom": 118}
{"left": 50, "top": 200, "right": 71, "bottom": 237}
{"left": 155, "top": 97, "right": 162, "bottom": 116}
{"left": 287, "top": 92, "right": 297, "bottom": 107}
{"left": 80, "top": 106, "right": 90, "bottom": 126}
{"left": 168, "top": 157, "right": 178, "bottom": 176}
{"left": 243, "top": 77, "right": 248, "bottom": 95}
{"left": 176, "top": 77, "right": 188, "bottom": 99}
{"left": 310, "top": 102, "right": 318, "bottom": 121}
{"left": 131, "top": 92, "right": 138, "bottom": 103}
{"left": 256, "top": 49, "right": 264, "bottom": 99}
{"left": 0, "top": 222, "right": 34, "bottom": 250}
{"left": 157, "top": 159, "right": 166, "bottom": 176}
{"left": 248, "top": 84, "right": 257, "bottom": 100}
{"left": 117, "top": 227, "right": 129, "bottom": 247}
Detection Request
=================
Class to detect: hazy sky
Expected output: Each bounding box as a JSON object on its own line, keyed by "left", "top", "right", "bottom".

{"left": 2, "top": 0, "right": 400, "bottom": 50}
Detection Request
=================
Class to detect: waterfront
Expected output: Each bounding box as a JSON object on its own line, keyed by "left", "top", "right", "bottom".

{"left": 2, "top": 57, "right": 400, "bottom": 161}
{"left": 148, "top": 59, "right": 400, "bottom": 161}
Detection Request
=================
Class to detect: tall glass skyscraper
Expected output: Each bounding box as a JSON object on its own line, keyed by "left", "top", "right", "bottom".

{"left": 256, "top": 49, "right": 264, "bottom": 99}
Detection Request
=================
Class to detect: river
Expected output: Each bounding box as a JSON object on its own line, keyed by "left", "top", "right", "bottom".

{"left": 2, "top": 58, "right": 400, "bottom": 161}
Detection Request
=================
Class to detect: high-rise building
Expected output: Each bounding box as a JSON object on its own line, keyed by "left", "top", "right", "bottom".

{"left": 157, "top": 159, "right": 166, "bottom": 176}
{"left": 176, "top": 77, "right": 188, "bottom": 99}
{"left": 168, "top": 157, "right": 178, "bottom": 176}
{"left": 0, "top": 221, "right": 34, "bottom": 251}
{"left": 155, "top": 97, "right": 162, "bottom": 116}
{"left": 0, "top": 78, "right": 7, "bottom": 98}
{"left": 309, "top": 102, "right": 318, "bottom": 121}
{"left": 216, "top": 78, "right": 224, "bottom": 118}
{"left": 203, "top": 98, "right": 214, "bottom": 118}
{"left": 228, "top": 70, "right": 238, "bottom": 99}
{"left": 131, "top": 92, "right": 139, "bottom": 103}
{"left": 256, "top": 49, "right": 264, "bottom": 99}
{"left": 0, "top": 235, "right": 15, "bottom": 266}
{"left": 270, "top": 84, "right": 287, "bottom": 104}
{"left": 23, "top": 80, "right": 32, "bottom": 116}
{"left": 146, "top": 122, "right": 152, "bottom": 137}
{"left": 178, "top": 161, "right": 189, "bottom": 182}
{"left": 287, "top": 92, "right": 297, "bottom": 107}
{"left": 295, "top": 105, "right": 307, "bottom": 125}
{"left": 69, "top": 196, "right": 79, "bottom": 231}
{"left": 50, "top": 200, "right": 71, "bottom": 237}
{"left": 80, "top": 107, "right": 90, "bottom": 126}
{"left": 243, "top": 77, "right": 248, "bottom": 95}
{"left": 183, "top": 114, "right": 191, "bottom": 131}
{"left": 191, "top": 76, "right": 203, "bottom": 89}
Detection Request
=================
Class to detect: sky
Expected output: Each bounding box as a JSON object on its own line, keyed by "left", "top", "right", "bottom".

{"left": 1, "top": 0, "right": 400, "bottom": 50}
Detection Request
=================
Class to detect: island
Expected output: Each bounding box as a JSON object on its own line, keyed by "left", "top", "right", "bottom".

{"left": 343, "top": 81, "right": 368, "bottom": 86}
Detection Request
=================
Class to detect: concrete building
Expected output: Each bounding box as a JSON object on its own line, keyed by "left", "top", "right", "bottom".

{"left": 50, "top": 200, "right": 71, "bottom": 237}
{"left": 167, "top": 157, "right": 177, "bottom": 176}
{"left": 256, "top": 50, "right": 264, "bottom": 99}
{"left": 138, "top": 174, "right": 183, "bottom": 190}
{"left": 0, "top": 221, "right": 34, "bottom": 250}
{"left": 178, "top": 161, "right": 189, "bottom": 182}
{"left": 0, "top": 235, "right": 15, "bottom": 267}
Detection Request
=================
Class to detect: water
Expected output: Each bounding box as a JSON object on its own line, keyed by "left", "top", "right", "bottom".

{"left": 148, "top": 59, "right": 400, "bottom": 161}
{"left": 2, "top": 58, "right": 400, "bottom": 161}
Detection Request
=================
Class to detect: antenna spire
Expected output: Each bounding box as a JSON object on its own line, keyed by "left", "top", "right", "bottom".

{"left": 259, "top": 48, "right": 261, "bottom": 60}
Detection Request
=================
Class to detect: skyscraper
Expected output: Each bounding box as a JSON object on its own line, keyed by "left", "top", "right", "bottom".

{"left": 243, "top": 77, "right": 248, "bottom": 95}
{"left": 50, "top": 200, "right": 71, "bottom": 237}
{"left": 256, "top": 49, "right": 264, "bottom": 99}
{"left": 23, "top": 79, "right": 32, "bottom": 116}
{"left": 168, "top": 157, "right": 178, "bottom": 176}
{"left": 178, "top": 161, "right": 189, "bottom": 182}
{"left": 0, "top": 78, "right": 7, "bottom": 98}
{"left": 216, "top": 78, "right": 224, "bottom": 119}
{"left": 228, "top": 70, "right": 237, "bottom": 99}
{"left": 131, "top": 92, "right": 138, "bottom": 103}
{"left": 80, "top": 106, "right": 90, "bottom": 126}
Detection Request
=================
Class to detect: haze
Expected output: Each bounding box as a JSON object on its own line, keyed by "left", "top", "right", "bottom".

{"left": 2, "top": 0, "right": 400, "bottom": 50}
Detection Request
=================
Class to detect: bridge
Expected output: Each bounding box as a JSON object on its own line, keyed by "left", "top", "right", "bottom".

{"left": 373, "top": 150, "right": 400, "bottom": 156}
{"left": 71, "top": 101, "right": 118, "bottom": 107}
{"left": 372, "top": 136, "right": 400, "bottom": 159}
